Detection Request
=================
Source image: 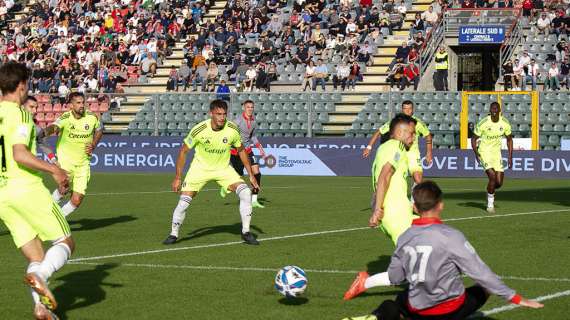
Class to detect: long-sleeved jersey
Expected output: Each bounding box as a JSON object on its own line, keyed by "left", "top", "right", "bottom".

{"left": 388, "top": 217, "right": 517, "bottom": 313}
{"left": 231, "top": 113, "right": 260, "bottom": 154}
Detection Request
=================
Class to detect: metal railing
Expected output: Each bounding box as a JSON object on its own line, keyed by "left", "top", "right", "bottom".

{"left": 443, "top": 8, "right": 521, "bottom": 34}
{"left": 419, "top": 18, "right": 446, "bottom": 79}
{"left": 498, "top": 14, "right": 524, "bottom": 79}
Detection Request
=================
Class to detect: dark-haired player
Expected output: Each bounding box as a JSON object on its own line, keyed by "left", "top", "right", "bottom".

{"left": 363, "top": 100, "right": 432, "bottom": 198}
{"left": 343, "top": 181, "right": 543, "bottom": 320}
{"left": 471, "top": 102, "right": 513, "bottom": 213}
{"left": 43, "top": 92, "right": 103, "bottom": 217}
{"left": 163, "top": 99, "right": 260, "bottom": 245}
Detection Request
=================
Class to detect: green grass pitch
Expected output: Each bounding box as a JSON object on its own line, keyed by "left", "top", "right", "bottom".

{"left": 0, "top": 174, "right": 569, "bottom": 319}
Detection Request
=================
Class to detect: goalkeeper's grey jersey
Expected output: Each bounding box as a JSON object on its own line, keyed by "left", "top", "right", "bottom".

{"left": 233, "top": 113, "right": 259, "bottom": 148}
{"left": 388, "top": 218, "right": 516, "bottom": 311}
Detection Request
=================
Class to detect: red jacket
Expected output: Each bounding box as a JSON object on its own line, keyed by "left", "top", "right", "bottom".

{"left": 403, "top": 65, "right": 419, "bottom": 80}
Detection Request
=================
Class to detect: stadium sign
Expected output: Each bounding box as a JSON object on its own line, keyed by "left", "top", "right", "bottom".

{"left": 39, "top": 137, "right": 570, "bottom": 178}
{"left": 458, "top": 25, "right": 505, "bottom": 44}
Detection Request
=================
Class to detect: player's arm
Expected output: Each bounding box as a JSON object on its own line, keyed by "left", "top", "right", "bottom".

{"left": 43, "top": 123, "right": 60, "bottom": 137}
{"left": 451, "top": 233, "right": 543, "bottom": 309}
{"left": 370, "top": 163, "right": 395, "bottom": 227}
{"left": 425, "top": 133, "right": 433, "bottom": 165}
{"left": 172, "top": 143, "right": 190, "bottom": 192}
{"left": 363, "top": 130, "right": 382, "bottom": 158}
{"left": 86, "top": 125, "right": 104, "bottom": 156}
{"left": 506, "top": 134, "right": 513, "bottom": 169}
{"left": 251, "top": 135, "right": 266, "bottom": 158}
{"left": 13, "top": 144, "right": 68, "bottom": 190}
{"left": 471, "top": 134, "right": 481, "bottom": 164}
{"left": 237, "top": 145, "right": 260, "bottom": 190}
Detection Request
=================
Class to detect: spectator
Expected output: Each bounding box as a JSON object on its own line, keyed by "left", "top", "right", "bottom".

{"left": 140, "top": 53, "right": 157, "bottom": 78}
{"left": 255, "top": 64, "right": 271, "bottom": 92}
{"left": 291, "top": 43, "right": 311, "bottom": 67}
{"left": 302, "top": 61, "right": 316, "bottom": 91}
{"left": 421, "top": 6, "right": 439, "bottom": 31}
{"left": 559, "top": 58, "right": 570, "bottom": 90}
{"left": 244, "top": 64, "right": 257, "bottom": 92}
{"left": 551, "top": 11, "right": 567, "bottom": 39}
{"left": 536, "top": 12, "right": 551, "bottom": 36}
{"left": 555, "top": 39, "right": 568, "bottom": 62}
{"left": 390, "top": 42, "right": 410, "bottom": 70}
{"left": 267, "top": 62, "right": 278, "bottom": 83}
{"left": 387, "top": 61, "right": 404, "bottom": 90}
{"left": 166, "top": 65, "right": 178, "bottom": 92}
{"left": 409, "top": 13, "right": 425, "bottom": 38}
{"left": 524, "top": 59, "right": 539, "bottom": 91}
{"left": 216, "top": 79, "right": 231, "bottom": 101}
{"left": 206, "top": 62, "right": 219, "bottom": 92}
{"left": 192, "top": 61, "right": 208, "bottom": 92}
{"left": 522, "top": 0, "right": 533, "bottom": 17}
{"left": 178, "top": 62, "right": 192, "bottom": 91}
{"left": 358, "top": 41, "right": 375, "bottom": 66}
{"left": 400, "top": 62, "right": 420, "bottom": 90}
{"left": 513, "top": 58, "right": 524, "bottom": 90}
{"left": 333, "top": 60, "right": 350, "bottom": 91}
{"left": 502, "top": 60, "right": 515, "bottom": 91}
{"left": 546, "top": 62, "right": 560, "bottom": 90}
{"left": 313, "top": 59, "right": 329, "bottom": 91}
{"left": 348, "top": 60, "right": 361, "bottom": 91}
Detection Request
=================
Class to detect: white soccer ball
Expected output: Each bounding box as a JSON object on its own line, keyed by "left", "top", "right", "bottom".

{"left": 274, "top": 265, "right": 308, "bottom": 298}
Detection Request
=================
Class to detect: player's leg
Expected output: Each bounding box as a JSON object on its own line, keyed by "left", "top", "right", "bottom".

{"left": 221, "top": 154, "right": 244, "bottom": 198}
{"left": 163, "top": 166, "right": 206, "bottom": 244}
{"left": 446, "top": 285, "right": 490, "bottom": 319}
{"left": 495, "top": 171, "right": 505, "bottom": 190}
{"left": 221, "top": 165, "right": 258, "bottom": 245}
{"left": 251, "top": 162, "right": 264, "bottom": 208}
{"left": 60, "top": 164, "right": 90, "bottom": 217}
{"left": 484, "top": 169, "right": 497, "bottom": 213}
{"left": 51, "top": 161, "right": 73, "bottom": 203}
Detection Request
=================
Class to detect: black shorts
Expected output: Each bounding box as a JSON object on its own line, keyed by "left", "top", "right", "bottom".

{"left": 395, "top": 286, "right": 489, "bottom": 320}
{"left": 230, "top": 152, "right": 257, "bottom": 175}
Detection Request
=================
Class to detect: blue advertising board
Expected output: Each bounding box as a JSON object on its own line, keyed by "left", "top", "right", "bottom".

{"left": 458, "top": 25, "right": 506, "bottom": 44}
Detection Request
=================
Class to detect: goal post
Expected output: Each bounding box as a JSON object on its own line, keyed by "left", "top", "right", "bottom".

{"left": 459, "top": 91, "right": 540, "bottom": 150}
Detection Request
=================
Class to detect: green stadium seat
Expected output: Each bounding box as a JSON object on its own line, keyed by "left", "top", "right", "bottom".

{"left": 548, "top": 135, "right": 560, "bottom": 146}
{"left": 553, "top": 124, "right": 565, "bottom": 132}
{"left": 542, "top": 124, "right": 553, "bottom": 131}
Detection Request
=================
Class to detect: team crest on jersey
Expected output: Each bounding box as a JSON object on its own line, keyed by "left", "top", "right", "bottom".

{"left": 394, "top": 152, "right": 400, "bottom": 162}
{"left": 499, "top": 127, "right": 503, "bottom": 131}
{"left": 84, "top": 124, "right": 90, "bottom": 130}
{"left": 223, "top": 137, "right": 228, "bottom": 144}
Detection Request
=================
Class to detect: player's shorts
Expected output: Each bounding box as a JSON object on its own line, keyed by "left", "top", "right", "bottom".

{"left": 60, "top": 160, "right": 91, "bottom": 195}
{"left": 0, "top": 182, "right": 71, "bottom": 248}
{"left": 479, "top": 150, "right": 503, "bottom": 172}
{"left": 407, "top": 149, "right": 423, "bottom": 174}
{"left": 388, "top": 285, "right": 489, "bottom": 320}
{"left": 371, "top": 192, "right": 413, "bottom": 245}
{"left": 230, "top": 152, "right": 257, "bottom": 176}
{"left": 182, "top": 164, "right": 244, "bottom": 192}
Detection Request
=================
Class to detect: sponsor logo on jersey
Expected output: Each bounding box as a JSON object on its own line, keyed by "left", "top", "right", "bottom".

{"left": 223, "top": 137, "right": 228, "bottom": 144}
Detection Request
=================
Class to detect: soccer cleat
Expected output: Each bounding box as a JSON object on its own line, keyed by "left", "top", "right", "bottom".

{"left": 34, "top": 303, "right": 59, "bottom": 320}
{"left": 219, "top": 186, "right": 228, "bottom": 198}
{"left": 252, "top": 200, "right": 265, "bottom": 208}
{"left": 162, "top": 235, "right": 178, "bottom": 245}
{"left": 241, "top": 232, "right": 260, "bottom": 245}
{"left": 25, "top": 273, "right": 57, "bottom": 310}
{"left": 343, "top": 271, "right": 369, "bottom": 301}
{"left": 486, "top": 206, "right": 495, "bottom": 214}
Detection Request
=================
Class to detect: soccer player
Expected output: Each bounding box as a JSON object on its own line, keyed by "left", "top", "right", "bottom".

{"left": 162, "top": 99, "right": 260, "bottom": 245}
{"left": 471, "top": 101, "right": 513, "bottom": 213}
{"left": 23, "top": 96, "right": 58, "bottom": 165}
{"left": 342, "top": 181, "right": 543, "bottom": 320}
{"left": 343, "top": 114, "right": 416, "bottom": 301}
{"left": 362, "top": 100, "right": 432, "bottom": 194}
{"left": 0, "top": 62, "right": 75, "bottom": 319}
{"left": 220, "top": 99, "right": 267, "bottom": 208}
{"left": 43, "top": 92, "right": 104, "bottom": 217}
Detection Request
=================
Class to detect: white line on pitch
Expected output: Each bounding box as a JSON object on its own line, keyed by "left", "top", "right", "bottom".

{"left": 473, "top": 289, "right": 570, "bottom": 318}
{"left": 67, "top": 261, "right": 570, "bottom": 284}
{"left": 69, "top": 208, "right": 570, "bottom": 262}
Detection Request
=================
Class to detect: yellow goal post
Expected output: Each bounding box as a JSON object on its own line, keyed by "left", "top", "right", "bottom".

{"left": 460, "top": 91, "right": 540, "bottom": 150}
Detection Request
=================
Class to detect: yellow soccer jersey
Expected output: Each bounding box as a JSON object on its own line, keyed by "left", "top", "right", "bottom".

{"left": 474, "top": 115, "right": 512, "bottom": 153}
{"left": 184, "top": 119, "right": 242, "bottom": 170}
{"left": 0, "top": 101, "right": 42, "bottom": 187}
{"left": 54, "top": 111, "right": 101, "bottom": 165}
{"left": 371, "top": 139, "right": 409, "bottom": 203}
{"left": 378, "top": 115, "right": 429, "bottom": 153}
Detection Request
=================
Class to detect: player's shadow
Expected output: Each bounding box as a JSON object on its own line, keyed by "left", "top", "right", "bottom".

{"left": 53, "top": 263, "right": 122, "bottom": 320}
{"left": 68, "top": 215, "right": 138, "bottom": 232}
{"left": 278, "top": 297, "right": 309, "bottom": 305}
{"left": 457, "top": 202, "right": 489, "bottom": 211}
{"left": 468, "top": 312, "right": 499, "bottom": 320}
{"left": 177, "top": 223, "right": 265, "bottom": 243}
{"left": 366, "top": 255, "right": 392, "bottom": 274}
{"left": 446, "top": 187, "right": 570, "bottom": 207}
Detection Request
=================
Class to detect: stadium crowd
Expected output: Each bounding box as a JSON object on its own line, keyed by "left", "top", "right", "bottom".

{"left": 502, "top": 3, "right": 570, "bottom": 91}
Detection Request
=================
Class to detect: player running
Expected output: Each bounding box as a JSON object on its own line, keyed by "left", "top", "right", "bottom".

{"left": 163, "top": 99, "right": 260, "bottom": 245}
{"left": 362, "top": 100, "right": 432, "bottom": 196}
{"left": 43, "top": 92, "right": 103, "bottom": 217}
{"left": 0, "top": 62, "right": 75, "bottom": 320}
{"left": 220, "top": 99, "right": 267, "bottom": 208}
{"left": 342, "top": 181, "right": 543, "bottom": 320}
{"left": 471, "top": 101, "right": 513, "bottom": 213}
{"left": 343, "top": 114, "right": 417, "bottom": 301}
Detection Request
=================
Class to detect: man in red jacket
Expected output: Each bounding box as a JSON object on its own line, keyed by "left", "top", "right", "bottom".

{"left": 400, "top": 62, "right": 420, "bottom": 91}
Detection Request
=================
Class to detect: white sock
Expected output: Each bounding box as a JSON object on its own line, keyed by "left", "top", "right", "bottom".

{"left": 410, "top": 183, "right": 418, "bottom": 203}
{"left": 487, "top": 193, "right": 495, "bottom": 208}
{"left": 27, "top": 262, "right": 42, "bottom": 304}
{"left": 52, "top": 189, "right": 63, "bottom": 202}
{"left": 61, "top": 201, "right": 77, "bottom": 217}
{"left": 38, "top": 242, "right": 71, "bottom": 281}
{"left": 252, "top": 194, "right": 258, "bottom": 203}
{"left": 170, "top": 195, "right": 192, "bottom": 237}
{"left": 237, "top": 184, "right": 252, "bottom": 234}
{"left": 364, "top": 272, "right": 391, "bottom": 289}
